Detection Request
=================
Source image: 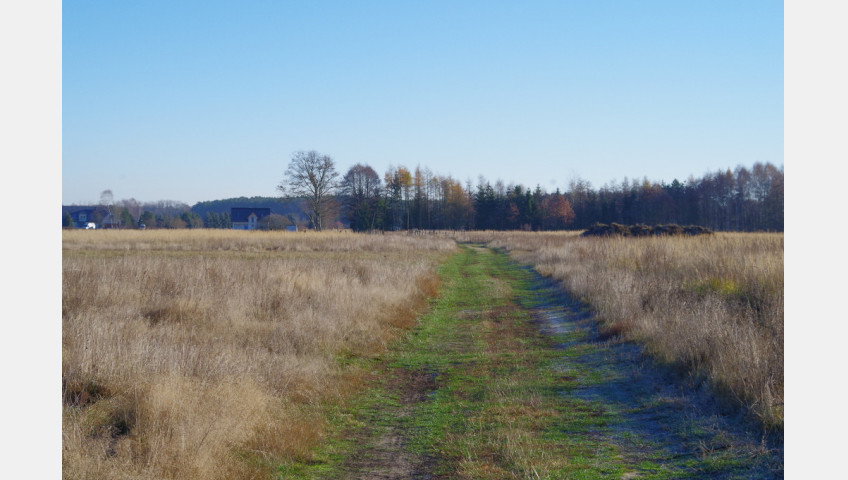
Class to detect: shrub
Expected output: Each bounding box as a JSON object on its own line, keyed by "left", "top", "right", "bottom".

{"left": 630, "top": 223, "right": 654, "bottom": 237}
{"left": 581, "top": 223, "right": 712, "bottom": 238}
{"left": 654, "top": 224, "right": 684, "bottom": 236}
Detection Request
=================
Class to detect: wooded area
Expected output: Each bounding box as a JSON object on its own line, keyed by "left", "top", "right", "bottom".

{"left": 63, "top": 161, "right": 783, "bottom": 232}
{"left": 338, "top": 161, "right": 783, "bottom": 232}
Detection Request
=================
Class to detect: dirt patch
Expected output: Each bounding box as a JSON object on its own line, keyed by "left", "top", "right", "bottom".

{"left": 339, "top": 367, "right": 441, "bottom": 479}
{"left": 389, "top": 367, "right": 439, "bottom": 405}
{"left": 342, "top": 427, "right": 435, "bottom": 480}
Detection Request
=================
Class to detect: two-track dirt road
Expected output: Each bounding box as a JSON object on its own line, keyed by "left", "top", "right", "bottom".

{"left": 297, "top": 245, "right": 782, "bottom": 479}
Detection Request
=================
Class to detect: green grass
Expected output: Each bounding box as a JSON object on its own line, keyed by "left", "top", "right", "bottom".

{"left": 277, "top": 244, "right": 781, "bottom": 479}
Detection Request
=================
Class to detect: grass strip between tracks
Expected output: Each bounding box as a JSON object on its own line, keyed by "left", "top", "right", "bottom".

{"left": 277, "top": 244, "right": 778, "bottom": 479}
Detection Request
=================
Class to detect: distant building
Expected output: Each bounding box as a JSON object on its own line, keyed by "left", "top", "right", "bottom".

{"left": 62, "top": 206, "right": 109, "bottom": 229}
{"left": 285, "top": 225, "right": 298, "bottom": 232}
{"left": 231, "top": 207, "right": 271, "bottom": 230}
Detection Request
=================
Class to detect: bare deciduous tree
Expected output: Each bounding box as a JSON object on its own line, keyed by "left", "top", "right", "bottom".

{"left": 278, "top": 150, "right": 339, "bottom": 231}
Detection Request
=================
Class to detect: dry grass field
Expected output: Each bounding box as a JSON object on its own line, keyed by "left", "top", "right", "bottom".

{"left": 62, "top": 228, "right": 783, "bottom": 478}
{"left": 487, "top": 231, "right": 784, "bottom": 429}
{"left": 62, "top": 229, "right": 455, "bottom": 480}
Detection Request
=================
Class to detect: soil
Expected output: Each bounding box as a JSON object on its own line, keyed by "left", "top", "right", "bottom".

{"left": 338, "top": 367, "right": 440, "bottom": 479}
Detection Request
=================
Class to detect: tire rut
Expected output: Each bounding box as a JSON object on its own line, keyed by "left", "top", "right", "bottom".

{"left": 522, "top": 266, "right": 784, "bottom": 478}
{"left": 338, "top": 368, "right": 440, "bottom": 480}
{"left": 330, "top": 247, "right": 782, "bottom": 478}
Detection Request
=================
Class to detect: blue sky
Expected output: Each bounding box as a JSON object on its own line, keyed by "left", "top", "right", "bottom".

{"left": 62, "top": 0, "right": 783, "bottom": 205}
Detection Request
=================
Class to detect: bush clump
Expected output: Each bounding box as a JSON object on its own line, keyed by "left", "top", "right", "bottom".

{"left": 581, "top": 223, "right": 713, "bottom": 237}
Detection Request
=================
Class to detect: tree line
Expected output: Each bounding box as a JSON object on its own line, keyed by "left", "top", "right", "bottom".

{"left": 564, "top": 162, "right": 784, "bottom": 231}
{"left": 64, "top": 154, "right": 783, "bottom": 232}
{"left": 280, "top": 150, "right": 783, "bottom": 232}
{"left": 62, "top": 198, "right": 219, "bottom": 230}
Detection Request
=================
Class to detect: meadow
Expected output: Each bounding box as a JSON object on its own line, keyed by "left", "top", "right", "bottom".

{"left": 62, "top": 229, "right": 455, "bottom": 479}
{"left": 62, "top": 228, "right": 783, "bottom": 478}
{"left": 486, "top": 231, "right": 784, "bottom": 429}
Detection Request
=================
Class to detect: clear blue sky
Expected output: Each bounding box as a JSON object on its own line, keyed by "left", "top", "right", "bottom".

{"left": 62, "top": 0, "right": 783, "bottom": 205}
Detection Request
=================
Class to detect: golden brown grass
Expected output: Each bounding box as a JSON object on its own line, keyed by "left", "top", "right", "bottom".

{"left": 487, "top": 231, "right": 783, "bottom": 429}
{"left": 62, "top": 229, "right": 454, "bottom": 479}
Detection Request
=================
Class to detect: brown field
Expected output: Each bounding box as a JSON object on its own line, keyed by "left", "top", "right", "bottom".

{"left": 486, "top": 231, "right": 784, "bottom": 429}
{"left": 62, "top": 229, "right": 455, "bottom": 479}
{"left": 63, "top": 228, "right": 783, "bottom": 478}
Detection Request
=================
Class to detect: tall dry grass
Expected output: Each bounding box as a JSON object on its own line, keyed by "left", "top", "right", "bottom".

{"left": 62, "top": 230, "right": 454, "bottom": 479}
{"left": 488, "top": 231, "right": 783, "bottom": 429}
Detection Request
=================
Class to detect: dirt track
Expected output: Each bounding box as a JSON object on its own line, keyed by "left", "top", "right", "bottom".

{"left": 339, "top": 367, "right": 439, "bottom": 479}
{"left": 332, "top": 246, "right": 783, "bottom": 479}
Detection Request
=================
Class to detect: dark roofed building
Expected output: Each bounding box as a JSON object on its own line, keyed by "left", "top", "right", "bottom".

{"left": 231, "top": 207, "right": 271, "bottom": 230}
{"left": 62, "top": 206, "right": 109, "bottom": 229}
